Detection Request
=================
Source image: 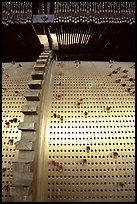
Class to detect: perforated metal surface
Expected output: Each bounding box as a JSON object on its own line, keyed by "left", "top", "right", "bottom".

{"left": 37, "top": 61, "right": 135, "bottom": 202}
{"left": 2, "top": 62, "right": 35, "bottom": 202}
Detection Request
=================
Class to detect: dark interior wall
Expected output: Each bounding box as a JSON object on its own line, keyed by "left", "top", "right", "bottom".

{"left": 2, "top": 24, "right": 44, "bottom": 62}
{"left": 2, "top": 22, "right": 135, "bottom": 62}
{"left": 55, "top": 23, "right": 135, "bottom": 62}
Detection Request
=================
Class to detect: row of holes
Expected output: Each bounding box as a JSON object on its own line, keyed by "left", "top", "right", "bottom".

{"left": 2, "top": 155, "right": 16, "bottom": 158}
{"left": 48, "top": 168, "right": 134, "bottom": 172}
{"left": 50, "top": 121, "right": 134, "bottom": 125}
{"left": 47, "top": 180, "right": 134, "bottom": 185}
{"left": 3, "top": 142, "right": 17, "bottom": 145}
{"left": 3, "top": 92, "right": 25, "bottom": 94}
{"left": 51, "top": 106, "right": 134, "bottom": 109}
{"left": 53, "top": 80, "right": 134, "bottom": 83}
{"left": 3, "top": 148, "right": 15, "bottom": 151}
{"left": 53, "top": 83, "right": 134, "bottom": 86}
{"left": 52, "top": 106, "right": 135, "bottom": 111}
{"left": 2, "top": 136, "right": 18, "bottom": 139}
{"left": 53, "top": 84, "right": 134, "bottom": 87}
{"left": 2, "top": 195, "right": 12, "bottom": 198}
{"left": 48, "top": 155, "right": 134, "bottom": 158}
{"left": 53, "top": 79, "right": 133, "bottom": 82}
{"left": 52, "top": 97, "right": 134, "bottom": 100}
{"left": 3, "top": 89, "right": 26, "bottom": 91}
{"left": 48, "top": 161, "right": 134, "bottom": 165}
{"left": 2, "top": 181, "right": 12, "bottom": 183}
{"left": 54, "top": 75, "right": 131, "bottom": 78}
{"left": 2, "top": 168, "right": 13, "bottom": 171}
{"left": 50, "top": 116, "right": 134, "bottom": 120}
{"left": 2, "top": 98, "right": 25, "bottom": 100}
{"left": 2, "top": 161, "right": 16, "bottom": 164}
{"left": 2, "top": 174, "right": 13, "bottom": 177}
{"left": 47, "top": 195, "right": 134, "bottom": 199}
{"left": 50, "top": 117, "right": 134, "bottom": 123}
{"left": 2, "top": 94, "right": 25, "bottom": 96}
{"left": 2, "top": 116, "right": 21, "bottom": 118}
{"left": 53, "top": 78, "right": 133, "bottom": 81}
{"left": 3, "top": 80, "right": 29, "bottom": 82}
{"left": 2, "top": 84, "right": 28, "bottom": 87}
{"left": 2, "top": 95, "right": 24, "bottom": 98}
{"left": 48, "top": 143, "right": 135, "bottom": 146}
{"left": 2, "top": 111, "right": 23, "bottom": 113}
{"left": 53, "top": 86, "right": 133, "bottom": 90}
{"left": 2, "top": 118, "right": 134, "bottom": 122}
{"left": 49, "top": 136, "right": 135, "bottom": 140}
{"left": 50, "top": 125, "right": 134, "bottom": 128}
{"left": 53, "top": 80, "right": 134, "bottom": 86}
{"left": 3, "top": 106, "right": 23, "bottom": 108}
{"left": 52, "top": 101, "right": 135, "bottom": 104}
{"left": 2, "top": 102, "right": 25, "bottom": 104}
{"left": 3, "top": 125, "right": 18, "bottom": 128}
{"left": 52, "top": 98, "right": 134, "bottom": 104}
{"left": 47, "top": 189, "right": 134, "bottom": 192}
{"left": 47, "top": 187, "right": 134, "bottom": 191}
{"left": 49, "top": 161, "right": 134, "bottom": 165}
{"left": 50, "top": 115, "right": 134, "bottom": 118}
{"left": 52, "top": 89, "right": 132, "bottom": 92}
{"left": 3, "top": 131, "right": 19, "bottom": 134}
{"left": 48, "top": 149, "right": 134, "bottom": 152}
{"left": 53, "top": 80, "right": 133, "bottom": 83}
{"left": 3, "top": 87, "right": 27, "bottom": 89}
{"left": 53, "top": 84, "right": 133, "bottom": 87}
{"left": 49, "top": 131, "right": 135, "bottom": 134}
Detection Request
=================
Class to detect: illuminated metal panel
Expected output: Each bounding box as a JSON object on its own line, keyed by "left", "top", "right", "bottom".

{"left": 36, "top": 61, "right": 135, "bottom": 202}
{"left": 37, "top": 35, "right": 49, "bottom": 50}
{"left": 2, "top": 62, "right": 35, "bottom": 202}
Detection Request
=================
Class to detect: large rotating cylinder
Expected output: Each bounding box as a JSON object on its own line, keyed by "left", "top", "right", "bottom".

{"left": 2, "top": 55, "right": 135, "bottom": 202}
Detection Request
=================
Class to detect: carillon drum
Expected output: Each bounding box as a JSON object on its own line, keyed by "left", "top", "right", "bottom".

{"left": 2, "top": 2, "right": 135, "bottom": 202}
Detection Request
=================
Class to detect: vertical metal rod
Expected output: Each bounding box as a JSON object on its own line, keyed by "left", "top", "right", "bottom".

{"left": 56, "top": 26, "right": 61, "bottom": 49}
{"left": 71, "top": 24, "right": 74, "bottom": 44}
{"left": 59, "top": 26, "right": 62, "bottom": 46}
{"left": 81, "top": 25, "right": 86, "bottom": 44}
{"left": 47, "top": 2, "right": 50, "bottom": 14}
{"left": 60, "top": 24, "right": 63, "bottom": 46}
{"left": 79, "top": 26, "right": 83, "bottom": 45}
{"left": 78, "top": 26, "right": 81, "bottom": 44}
{"left": 83, "top": 25, "right": 89, "bottom": 44}
{"left": 68, "top": 25, "right": 71, "bottom": 48}
{"left": 70, "top": 25, "right": 72, "bottom": 45}
{"left": 84, "top": 25, "right": 90, "bottom": 44}
{"left": 74, "top": 26, "right": 76, "bottom": 44}
{"left": 65, "top": 26, "right": 67, "bottom": 46}
{"left": 76, "top": 26, "right": 79, "bottom": 44}
{"left": 61, "top": 24, "right": 64, "bottom": 46}
{"left": 65, "top": 27, "right": 67, "bottom": 48}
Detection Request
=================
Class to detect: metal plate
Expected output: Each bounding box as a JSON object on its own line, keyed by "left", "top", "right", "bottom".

{"left": 32, "top": 14, "right": 54, "bottom": 23}
{"left": 2, "top": 62, "right": 35, "bottom": 202}
{"left": 37, "top": 35, "right": 49, "bottom": 50}
{"left": 36, "top": 61, "right": 135, "bottom": 202}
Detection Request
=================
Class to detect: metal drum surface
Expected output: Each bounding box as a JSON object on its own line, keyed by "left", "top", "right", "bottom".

{"left": 2, "top": 60, "right": 135, "bottom": 202}
{"left": 36, "top": 60, "right": 135, "bottom": 202}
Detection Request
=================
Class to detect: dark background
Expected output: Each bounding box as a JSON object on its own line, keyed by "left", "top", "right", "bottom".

{"left": 2, "top": 22, "right": 135, "bottom": 62}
